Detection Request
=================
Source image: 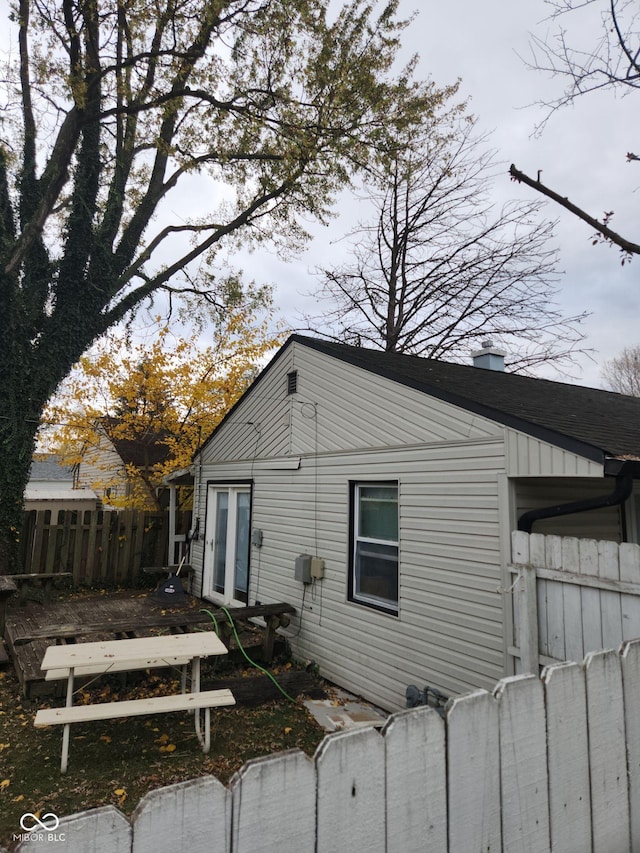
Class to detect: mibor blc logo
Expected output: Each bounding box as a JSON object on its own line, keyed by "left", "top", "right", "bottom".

{"left": 20, "top": 812, "right": 60, "bottom": 832}
{"left": 14, "top": 811, "right": 66, "bottom": 843}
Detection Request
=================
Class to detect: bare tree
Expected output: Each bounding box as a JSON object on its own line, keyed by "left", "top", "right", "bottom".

{"left": 602, "top": 345, "right": 640, "bottom": 395}
{"left": 307, "top": 109, "right": 588, "bottom": 372}
{"left": 510, "top": 0, "right": 640, "bottom": 258}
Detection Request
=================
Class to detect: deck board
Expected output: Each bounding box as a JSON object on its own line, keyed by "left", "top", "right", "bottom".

{"left": 4, "top": 593, "right": 206, "bottom": 696}
{"left": 4, "top": 593, "right": 294, "bottom": 697}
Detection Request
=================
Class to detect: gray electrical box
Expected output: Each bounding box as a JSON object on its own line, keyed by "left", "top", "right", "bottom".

{"left": 295, "top": 553, "right": 312, "bottom": 584}
{"left": 251, "top": 528, "right": 263, "bottom": 548}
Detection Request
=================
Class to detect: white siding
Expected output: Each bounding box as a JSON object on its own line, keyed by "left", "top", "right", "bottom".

{"left": 192, "top": 341, "right": 616, "bottom": 711}
{"left": 203, "top": 348, "right": 295, "bottom": 462}
{"left": 76, "top": 434, "right": 128, "bottom": 504}
{"left": 203, "top": 342, "right": 502, "bottom": 465}
{"left": 194, "top": 439, "right": 506, "bottom": 711}
{"left": 506, "top": 431, "right": 604, "bottom": 478}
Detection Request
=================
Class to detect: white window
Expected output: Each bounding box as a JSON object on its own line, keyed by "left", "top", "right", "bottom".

{"left": 350, "top": 482, "right": 399, "bottom": 613}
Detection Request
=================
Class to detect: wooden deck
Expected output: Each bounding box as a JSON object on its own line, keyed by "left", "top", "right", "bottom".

{"left": 3, "top": 591, "right": 295, "bottom": 697}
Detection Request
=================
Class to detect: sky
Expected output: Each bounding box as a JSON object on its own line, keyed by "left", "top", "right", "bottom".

{"left": 1, "top": 0, "right": 637, "bottom": 390}
{"left": 235, "top": 0, "right": 640, "bottom": 388}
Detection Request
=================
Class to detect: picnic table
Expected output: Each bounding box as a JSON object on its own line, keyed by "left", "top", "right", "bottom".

{"left": 35, "top": 632, "right": 235, "bottom": 772}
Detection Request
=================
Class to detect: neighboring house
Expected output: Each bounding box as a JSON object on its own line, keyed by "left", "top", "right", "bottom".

{"left": 75, "top": 420, "right": 171, "bottom": 509}
{"left": 188, "top": 334, "right": 640, "bottom": 711}
{"left": 26, "top": 455, "right": 99, "bottom": 514}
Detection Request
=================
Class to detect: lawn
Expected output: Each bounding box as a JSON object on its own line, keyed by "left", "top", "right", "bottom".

{"left": 0, "top": 655, "right": 326, "bottom": 847}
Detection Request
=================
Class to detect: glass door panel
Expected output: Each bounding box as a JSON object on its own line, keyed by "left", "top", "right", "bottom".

{"left": 233, "top": 491, "right": 250, "bottom": 603}
{"left": 204, "top": 484, "right": 251, "bottom": 604}
{"left": 213, "top": 491, "right": 228, "bottom": 596}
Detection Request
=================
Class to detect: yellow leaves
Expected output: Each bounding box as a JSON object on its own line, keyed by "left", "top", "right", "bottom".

{"left": 283, "top": 727, "right": 292, "bottom": 735}
{"left": 12, "top": 794, "right": 25, "bottom": 803}
{"left": 114, "top": 787, "right": 127, "bottom": 806}
{"left": 44, "top": 307, "right": 284, "bottom": 508}
{"left": 155, "top": 732, "right": 176, "bottom": 753}
{"left": 0, "top": 779, "right": 10, "bottom": 791}
{"left": 0, "top": 742, "right": 10, "bottom": 751}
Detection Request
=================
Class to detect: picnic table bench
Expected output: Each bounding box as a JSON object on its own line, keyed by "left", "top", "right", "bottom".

{"left": 7, "top": 571, "right": 73, "bottom": 603}
{"left": 0, "top": 572, "right": 72, "bottom": 635}
{"left": 0, "top": 576, "right": 18, "bottom": 636}
{"left": 35, "top": 632, "right": 235, "bottom": 772}
{"left": 35, "top": 688, "right": 235, "bottom": 745}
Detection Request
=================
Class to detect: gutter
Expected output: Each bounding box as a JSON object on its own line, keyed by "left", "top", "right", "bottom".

{"left": 517, "top": 459, "right": 639, "bottom": 535}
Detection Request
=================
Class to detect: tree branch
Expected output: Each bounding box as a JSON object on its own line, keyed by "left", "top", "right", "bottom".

{"left": 509, "top": 163, "right": 640, "bottom": 256}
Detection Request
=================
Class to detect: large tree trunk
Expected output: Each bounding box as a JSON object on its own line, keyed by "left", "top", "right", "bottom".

{"left": 0, "top": 404, "right": 39, "bottom": 574}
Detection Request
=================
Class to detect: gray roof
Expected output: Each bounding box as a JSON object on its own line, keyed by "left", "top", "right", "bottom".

{"left": 29, "top": 455, "right": 74, "bottom": 482}
{"left": 285, "top": 336, "right": 640, "bottom": 462}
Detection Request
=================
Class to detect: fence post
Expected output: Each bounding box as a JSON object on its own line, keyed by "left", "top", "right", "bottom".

{"left": 519, "top": 564, "right": 539, "bottom": 675}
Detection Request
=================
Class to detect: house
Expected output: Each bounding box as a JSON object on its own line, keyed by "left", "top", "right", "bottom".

{"left": 188, "top": 334, "right": 640, "bottom": 711}
{"left": 26, "top": 455, "right": 99, "bottom": 514}
{"left": 75, "top": 420, "right": 171, "bottom": 509}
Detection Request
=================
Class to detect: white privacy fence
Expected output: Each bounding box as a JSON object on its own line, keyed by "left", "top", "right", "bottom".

{"left": 9, "top": 640, "right": 640, "bottom": 853}
{"left": 510, "top": 530, "right": 640, "bottom": 673}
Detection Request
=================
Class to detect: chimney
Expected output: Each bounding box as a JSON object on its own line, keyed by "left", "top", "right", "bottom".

{"left": 471, "top": 339, "right": 506, "bottom": 372}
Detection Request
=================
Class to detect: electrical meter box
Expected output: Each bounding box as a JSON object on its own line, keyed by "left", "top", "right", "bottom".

{"left": 295, "top": 554, "right": 312, "bottom": 584}
{"left": 310, "top": 557, "right": 325, "bottom": 579}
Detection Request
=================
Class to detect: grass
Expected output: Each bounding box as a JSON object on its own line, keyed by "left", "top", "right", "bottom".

{"left": 0, "top": 655, "right": 326, "bottom": 847}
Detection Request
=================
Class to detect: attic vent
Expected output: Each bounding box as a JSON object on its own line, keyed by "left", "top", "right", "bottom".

{"left": 287, "top": 370, "right": 298, "bottom": 395}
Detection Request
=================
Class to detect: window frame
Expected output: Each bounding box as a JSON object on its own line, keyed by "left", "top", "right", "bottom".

{"left": 348, "top": 480, "right": 399, "bottom": 615}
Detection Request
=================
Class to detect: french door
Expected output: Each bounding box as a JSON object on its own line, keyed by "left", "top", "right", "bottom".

{"left": 203, "top": 483, "right": 251, "bottom": 604}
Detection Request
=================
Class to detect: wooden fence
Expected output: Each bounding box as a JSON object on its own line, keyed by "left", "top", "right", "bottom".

{"left": 8, "top": 640, "right": 640, "bottom": 852}
{"left": 17, "top": 509, "right": 190, "bottom": 586}
{"left": 510, "top": 530, "right": 640, "bottom": 673}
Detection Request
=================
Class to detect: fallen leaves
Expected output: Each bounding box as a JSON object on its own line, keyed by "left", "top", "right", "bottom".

{"left": 155, "top": 733, "right": 177, "bottom": 753}
{"left": 0, "top": 780, "right": 10, "bottom": 791}
{"left": 0, "top": 649, "right": 326, "bottom": 849}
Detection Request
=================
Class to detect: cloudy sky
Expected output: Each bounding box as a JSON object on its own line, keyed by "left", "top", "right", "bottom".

{"left": 1, "top": 0, "right": 636, "bottom": 388}
{"left": 240, "top": 0, "right": 639, "bottom": 388}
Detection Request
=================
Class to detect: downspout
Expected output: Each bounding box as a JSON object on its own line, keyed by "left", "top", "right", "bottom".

{"left": 517, "top": 473, "right": 634, "bottom": 535}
